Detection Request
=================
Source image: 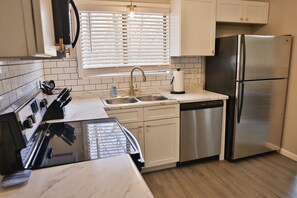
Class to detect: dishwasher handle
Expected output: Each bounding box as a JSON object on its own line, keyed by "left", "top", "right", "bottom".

{"left": 180, "top": 100, "right": 223, "bottom": 111}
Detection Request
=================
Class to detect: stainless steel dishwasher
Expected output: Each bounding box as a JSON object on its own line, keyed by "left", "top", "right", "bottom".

{"left": 180, "top": 100, "right": 223, "bottom": 163}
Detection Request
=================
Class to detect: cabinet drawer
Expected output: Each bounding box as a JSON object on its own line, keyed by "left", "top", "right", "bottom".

{"left": 144, "top": 105, "right": 179, "bottom": 121}
{"left": 106, "top": 108, "right": 143, "bottom": 123}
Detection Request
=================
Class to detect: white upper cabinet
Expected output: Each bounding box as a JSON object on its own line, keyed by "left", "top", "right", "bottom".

{"left": 170, "top": 0, "right": 216, "bottom": 56}
{"left": 0, "top": 0, "right": 56, "bottom": 58}
{"left": 216, "top": 0, "right": 269, "bottom": 24}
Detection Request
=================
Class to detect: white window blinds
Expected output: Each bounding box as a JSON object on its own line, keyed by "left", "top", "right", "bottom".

{"left": 79, "top": 11, "right": 169, "bottom": 69}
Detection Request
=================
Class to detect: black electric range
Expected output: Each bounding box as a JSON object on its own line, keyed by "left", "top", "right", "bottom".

{"left": 0, "top": 88, "right": 144, "bottom": 177}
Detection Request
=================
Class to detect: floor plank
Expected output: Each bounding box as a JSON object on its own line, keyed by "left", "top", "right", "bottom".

{"left": 143, "top": 153, "right": 297, "bottom": 198}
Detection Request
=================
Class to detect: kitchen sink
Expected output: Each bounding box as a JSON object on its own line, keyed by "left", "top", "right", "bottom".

{"left": 105, "top": 97, "right": 138, "bottom": 105}
{"left": 104, "top": 94, "right": 171, "bottom": 105}
{"left": 136, "top": 95, "right": 169, "bottom": 102}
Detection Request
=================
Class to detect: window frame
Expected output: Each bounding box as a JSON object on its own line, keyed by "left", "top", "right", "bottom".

{"left": 75, "top": 1, "right": 170, "bottom": 77}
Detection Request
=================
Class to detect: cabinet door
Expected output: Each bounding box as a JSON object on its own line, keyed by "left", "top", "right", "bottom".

{"left": 181, "top": 0, "right": 216, "bottom": 56}
{"left": 144, "top": 118, "right": 180, "bottom": 168}
{"left": 123, "top": 122, "right": 145, "bottom": 159}
{"left": 216, "top": 0, "right": 244, "bottom": 23}
{"left": 243, "top": 1, "right": 269, "bottom": 24}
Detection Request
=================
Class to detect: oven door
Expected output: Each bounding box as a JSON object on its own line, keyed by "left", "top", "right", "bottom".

{"left": 31, "top": 118, "right": 144, "bottom": 171}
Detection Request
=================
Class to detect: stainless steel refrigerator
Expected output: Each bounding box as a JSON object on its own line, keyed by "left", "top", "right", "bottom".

{"left": 205, "top": 35, "right": 292, "bottom": 161}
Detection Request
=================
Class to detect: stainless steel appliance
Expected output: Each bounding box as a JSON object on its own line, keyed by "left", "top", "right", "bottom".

{"left": 0, "top": 89, "right": 144, "bottom": 177}
{"left": 180, "top": 100, "right": 223, "bottom": 163}
{"left": 205, "top": 35, "right": 292, "bottom": 160}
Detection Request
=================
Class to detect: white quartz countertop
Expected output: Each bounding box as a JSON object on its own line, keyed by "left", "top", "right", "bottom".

{"left": 103, "top": 89, "right": 228, "bottom": 110}
{"left": 46, "top": 97, "right": 108, "bottom": 123}
{"left": 162, "top": 90, "right": 228, "bottom": 103}
{"left": 0, "top": 155, "right": 153, "bottom": 198}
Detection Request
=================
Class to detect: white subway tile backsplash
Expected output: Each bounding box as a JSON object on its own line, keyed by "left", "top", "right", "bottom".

{"left": 0, "top": 81, "right": 3, "bottom": 95}
{"left": 190, "top": 79, "right": 198, "bottom": 84}
{"left": 69, "top": 60, "right": 78, "bottom": 67}
{"left": 9, "top": 91, "right": 17, "bottom": 104}
{"left": 2, "top": 79, "right": 12, "bottom": 93}
{"left": 157, "top": 75, "right": 166, "bottom": 80}
{"left": 65, "top": 80, "right": 78, "bottom": 86}
{"left": 77, "top": 78, "right": 90, "bottom": 85}
{"left": 51, "top": 68, "right": 64, "bottom": 74}
{"left": 113, "top": 77, "right": 124, "bottom": 83}
{"left": 146, "top": 75, "right": 156, "bottom": 81}
{"left": 185, "top": 64, "right": 194, "bottom": 69}
{"left": 57, "top": 61, "right": 70, "bottom": 68}
{"left": 11, "top": 77, "right": 18, "bottom": 89}
{"left": 71, "top": 85, "right": 84, "bottom": 92}
{"left": 151, "top": 81, "right": 161, "bottom": 86}
{"left": 118, "top": 82, "right": 129, "bottom": 88}
{"left": 140, "top": 81, "right": 151, "bottom": 87}
{"left": 96, "top": 84, "right": 108, "bottom": 90}
{"left": 43, "top": 56, "right": 203, "bottom": 93}
{"left": 44, "top": 68, "right": 51, "bottom": 75}
{"left": 181, "top": 57, "right": 190, "bottom": 63}
{"left": 58, "top": 74, "right": 71, "bottom": 80}
{"left": 55, "top": 80, "right": 65, "bottom": 87}
{"left": 89, "top": 77, "right": 101, "bottom": 84}
{"left": 101, "top": 77, "right": 113, "bottom": 83}
{"left": 44, "top": 61, "right": 57, "bottom": 68}
{"left": 71, "top": 74, "right": 79, "bottom": 79}
{"left": 45, "top": 74, "right": 58, "bottom": 81}
{"left": 0, "top": 93, "right": 10, "bottom": 110}
{"left": 84, "top": 84, "right": 95, "bottom": 91}
{"left": 0, "top": 61, "right": 43, "bottom": 112}
{"left": 64, "top": 67, "right": 77, "bottom": 74}
{"left": 161, "top": 80, "right": 171, "bottom": 86}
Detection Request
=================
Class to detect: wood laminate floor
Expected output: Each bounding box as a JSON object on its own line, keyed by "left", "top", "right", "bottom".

{"left": 143, "top": 153, "right": 297, "bottom": 198}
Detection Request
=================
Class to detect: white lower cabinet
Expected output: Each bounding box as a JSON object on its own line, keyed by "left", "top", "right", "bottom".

{"left": 106, "top": 104, "right": 180, "bottom": 169}
{"left": 144, "top": 118, "right": 180, "bottom": 168}
{"left": 123, "top": 122, "right": 145, "bottom": 159}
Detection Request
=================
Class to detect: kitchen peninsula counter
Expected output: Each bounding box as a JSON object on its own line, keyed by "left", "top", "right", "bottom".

{"left": 0, "top": 155, "right": 153, "bottom": 198}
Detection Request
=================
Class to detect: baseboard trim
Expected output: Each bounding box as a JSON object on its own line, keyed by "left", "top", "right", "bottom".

{"left": 280, "top": 148, "right": 297, "bottom": 162}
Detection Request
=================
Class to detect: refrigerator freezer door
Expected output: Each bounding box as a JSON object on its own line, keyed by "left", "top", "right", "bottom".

{"left": 233, "top": 79, "right": 287, "bottom": 159}
{"left": 244, "top": 35, "right": 292, "bottom": 80}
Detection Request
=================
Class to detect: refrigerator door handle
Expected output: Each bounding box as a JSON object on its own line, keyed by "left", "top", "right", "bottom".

{"left": 237, "top": 82, "right": 245, "bottom": 123}
{"left": 241, "top": 35, "right": 246, "bottom": 81}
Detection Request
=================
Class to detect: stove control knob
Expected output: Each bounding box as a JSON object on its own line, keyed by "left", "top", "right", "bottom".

{"left": 40, "top": 98, "right": 48, "bottom": 108}
{"left": 23, "top": 118, "right": 33, "bottom": 129}
{"left": 28, "top": 114, "right": 36, "bottom": 123}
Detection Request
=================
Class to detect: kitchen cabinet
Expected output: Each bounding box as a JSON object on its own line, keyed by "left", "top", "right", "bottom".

{"left": 124, "top": 122, "right": 145, "bottom": 157}
{"left": 144, "top": 118, "right": 179, "bottom": 168}
{"left": 170, "top": 0, "right": 216, "bottom": 56}
{"left": 106, "top": 104, "right": 180, "bottom": 169}
{"left": 0, "top": 0, "right": 57, "bottom": 58}
{"left": 216, "top": 0, "right": 269, "bottom": 24}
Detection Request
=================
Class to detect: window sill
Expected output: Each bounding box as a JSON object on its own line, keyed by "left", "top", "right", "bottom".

{"left": 89, "top": 70, "right": 170, "bottom": 78}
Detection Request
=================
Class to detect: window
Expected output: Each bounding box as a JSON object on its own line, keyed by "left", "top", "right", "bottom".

{"left": 77, "top": 8, "right": 169, "bottom": 76}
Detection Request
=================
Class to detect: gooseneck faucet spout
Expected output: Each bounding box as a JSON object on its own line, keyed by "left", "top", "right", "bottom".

{"left": 129, "top": 66, "right": 146, "bottom": 96}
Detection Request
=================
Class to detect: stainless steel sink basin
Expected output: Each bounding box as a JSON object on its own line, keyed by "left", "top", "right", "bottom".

{"left": 105, "top": 97, "right": 138, "bottom": 105}
{"left": 136, "top": 95, "right": 169, "bottom": 102}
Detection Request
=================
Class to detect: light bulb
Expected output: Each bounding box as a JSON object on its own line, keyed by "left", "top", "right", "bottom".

{"left": 129, "top": 11, "right": 135, "bottom": 18}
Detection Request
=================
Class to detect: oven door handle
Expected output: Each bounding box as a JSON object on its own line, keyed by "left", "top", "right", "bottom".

{"left": 122, "top": 126, "right": 145, "bottom": 165}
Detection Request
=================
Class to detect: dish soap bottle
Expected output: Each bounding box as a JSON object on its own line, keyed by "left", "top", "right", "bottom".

{"left": 111, "top": 84, "right": 118, "bottom": 98}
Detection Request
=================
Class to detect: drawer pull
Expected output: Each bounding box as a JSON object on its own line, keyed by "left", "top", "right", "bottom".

{"left": 146, "top": 125, "right": 152, "bottom": 128}
{"left": 138, "top": 126, "right": 143, "bottom": 129}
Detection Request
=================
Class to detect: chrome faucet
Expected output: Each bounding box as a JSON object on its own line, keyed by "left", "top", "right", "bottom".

{"left": 129, "top": 66, "right": 146, "bottom": 96}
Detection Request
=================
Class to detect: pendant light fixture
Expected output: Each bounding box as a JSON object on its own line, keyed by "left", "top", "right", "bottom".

{"left": 127, "top": 0, "right": 136, "bottom": 18}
